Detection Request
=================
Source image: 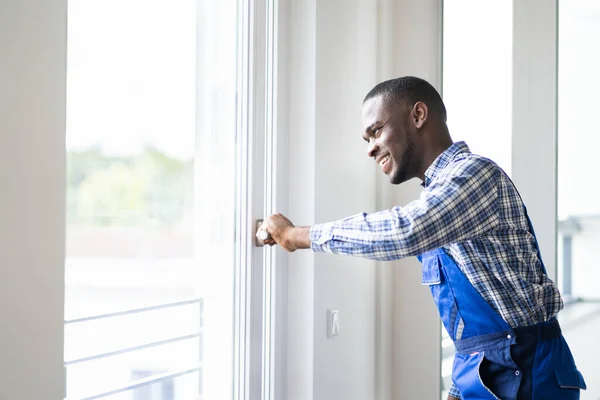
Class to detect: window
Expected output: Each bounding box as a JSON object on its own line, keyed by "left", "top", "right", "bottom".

{"left": 131, "top": 370, "right": 174, "bottom": 400}
{"left": 64, "top": 0, "right": 276, "bottom": 399}
{"left": 557, "top": 1, "right": 600, "bottom": 398}
{"left": 64, "top": 1, "right": 206, "bottom": 398}
{"left": 442, "top": 0, "right": 513, "bottom": 175}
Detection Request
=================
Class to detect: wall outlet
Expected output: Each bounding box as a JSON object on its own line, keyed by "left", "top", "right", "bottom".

{"left": 327, "top": 308, "right": 339, "bottom": 338}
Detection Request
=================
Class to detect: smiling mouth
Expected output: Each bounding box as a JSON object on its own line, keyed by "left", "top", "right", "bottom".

{"left": 378, "top": 154, "right": 392, "bottom": 174}
{"left": 378, "top": 155, "right": 391, "bottom": 166}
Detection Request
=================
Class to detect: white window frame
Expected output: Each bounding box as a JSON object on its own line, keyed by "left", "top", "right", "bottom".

{"left": 511, "top": 0, "right": 558, "bottom": 282}
{"left": 233, "top": 0, "right": 284, "bottom": 399}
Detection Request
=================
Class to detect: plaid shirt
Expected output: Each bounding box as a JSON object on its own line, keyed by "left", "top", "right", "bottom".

{"left": 310, "top": 141, "right": 563, "bottom": 399}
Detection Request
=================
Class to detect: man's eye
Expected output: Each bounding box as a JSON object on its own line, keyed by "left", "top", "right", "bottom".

{"left": 373, "top": 128, "right": 381, "bottom": 137}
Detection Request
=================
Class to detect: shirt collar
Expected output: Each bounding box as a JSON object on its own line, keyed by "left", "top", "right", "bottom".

{"left": 422, "top": 141, "right": 470, "bottom": 187}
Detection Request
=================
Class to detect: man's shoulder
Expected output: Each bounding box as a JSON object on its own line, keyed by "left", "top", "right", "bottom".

{"left": 444, "top": 151, "right": 502, "bottom": 178}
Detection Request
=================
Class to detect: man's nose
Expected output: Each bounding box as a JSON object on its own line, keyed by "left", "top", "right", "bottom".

{"left": 367, "top": 139, "right": 378, "bottom": 158}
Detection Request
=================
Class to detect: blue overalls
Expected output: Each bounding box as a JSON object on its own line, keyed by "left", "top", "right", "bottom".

{"left": 417, "top": 212, "right": 587, "bottom": 399}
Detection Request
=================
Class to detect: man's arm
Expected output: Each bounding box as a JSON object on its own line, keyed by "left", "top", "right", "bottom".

{"left": 261, "top": 158, "right": 500, "bottom": 259}
{"left": 310, "top": 160, "right": 499, "bottom": 259}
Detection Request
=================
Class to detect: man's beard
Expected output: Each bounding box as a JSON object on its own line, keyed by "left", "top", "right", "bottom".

{"left": 390, "top": 137, "right": 416, "bottom": 185}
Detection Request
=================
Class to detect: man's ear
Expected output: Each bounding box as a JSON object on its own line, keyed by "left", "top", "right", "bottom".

{"left": 412, "top": 101, "right": 428, "bottom": 129}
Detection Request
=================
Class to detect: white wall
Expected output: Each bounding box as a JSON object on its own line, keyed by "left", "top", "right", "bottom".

{"left": 285, "top": 0, "right": 317, "bottom": 398}
{"left": 313, "top": 0, "right": 378, "bottom": 399}
{"left": 377, "top": 1, "right": 443, "bottom": 399}
{"left": 285, "top": 0, "right": 378, "bottom": 398}
{"left": 0, "top": 1, "right": 67, "bottom": 399}
{"left": 284, "top": 0, "right": 376, "bottom": 398}
{"left": 284, "top": 1, "right": 443, "bottom": 399}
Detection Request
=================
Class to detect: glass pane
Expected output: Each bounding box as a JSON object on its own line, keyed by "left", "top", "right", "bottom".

{"left": 442, "top": 0, "right": 513, "bottom": 175}
{"left": 65, "top": 0, "right": 238, "bottom": 399}
{"left": 98, "top": 372, "right": 199, "bottom": 400}
{"left": 558, "top": 1, "right": 600, "bottom": 398}
{"left": 442, "top": 1, "right": 513, "bottom": 398}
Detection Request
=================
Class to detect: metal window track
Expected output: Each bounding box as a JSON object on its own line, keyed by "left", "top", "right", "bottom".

{"left": 64, "top": 298, "right": 202, "bottom": 325}
{"left": 66, "top": 365, "right": 202, "bottom": 400}
{"left": 64, "top": 331, "right": 202, "bottom": 365}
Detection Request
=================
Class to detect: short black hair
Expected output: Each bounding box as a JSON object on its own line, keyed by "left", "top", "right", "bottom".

{"left": 363, "top": 76, "right": 447, "bottom": 122}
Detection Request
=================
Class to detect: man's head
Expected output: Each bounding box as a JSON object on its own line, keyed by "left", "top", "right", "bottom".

{"left": 361, "top": 76, "right": 450, "bottom": 184}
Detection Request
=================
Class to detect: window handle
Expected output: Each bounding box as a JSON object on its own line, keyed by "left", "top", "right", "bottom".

{"left": 255, "top": 219, "right": 271, "bottom": 247}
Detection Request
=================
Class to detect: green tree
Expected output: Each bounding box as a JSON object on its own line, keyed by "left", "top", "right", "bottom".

{"left": 67, "top": 146, "right": 194, "bottom": 227}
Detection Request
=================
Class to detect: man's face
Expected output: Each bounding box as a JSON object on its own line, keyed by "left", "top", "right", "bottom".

{"left": 361, "top": 95, "right": 419, "bottom": 184}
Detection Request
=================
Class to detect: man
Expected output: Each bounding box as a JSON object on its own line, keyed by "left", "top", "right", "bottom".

{"left": 258, "top": 77, "right": 586, "bottom": 399}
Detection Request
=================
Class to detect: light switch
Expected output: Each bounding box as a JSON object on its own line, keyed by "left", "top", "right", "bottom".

{"left": 327, "top": 308, "right": 339, "bottom": 337}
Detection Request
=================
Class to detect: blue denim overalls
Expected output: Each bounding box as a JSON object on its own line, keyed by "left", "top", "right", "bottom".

{"left": 417, "top": 211, "right": 586, "bottom": 399}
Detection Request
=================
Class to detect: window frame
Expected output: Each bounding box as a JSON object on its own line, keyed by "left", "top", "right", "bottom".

{"left": 62, "top": 0, "right": 283, "bottom": 398}
{"left": 232, "top": 0, "right": 283, "bottom": 399}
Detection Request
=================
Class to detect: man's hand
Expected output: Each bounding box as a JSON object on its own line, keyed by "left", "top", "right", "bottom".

{"left": 258, "top": 213, "right": 311, "bottom": 252}
{"left": 448, "top": 396, "right": 460, "bottom": 400}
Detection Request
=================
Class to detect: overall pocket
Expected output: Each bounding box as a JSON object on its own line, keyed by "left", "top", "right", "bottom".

{"left": 453, "top": 344, "right": 521, "bottom": 400}
{"left": 453, "top": 351, "right": 499, "bottom": 400}
{"left": 552, "top": 336, "right": 586, "bottom": 391}
{"left": 532, "top": 336, "right": 586, "bottom": 399}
